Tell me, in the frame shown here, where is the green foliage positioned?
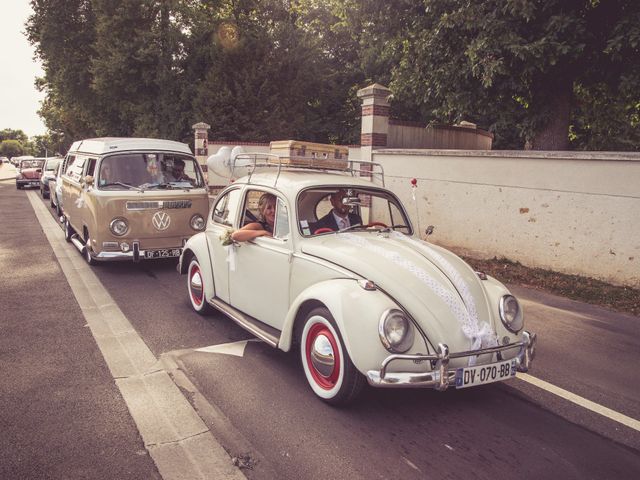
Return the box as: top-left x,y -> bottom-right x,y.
0,140 -> 24,158
26,0 -> 639,151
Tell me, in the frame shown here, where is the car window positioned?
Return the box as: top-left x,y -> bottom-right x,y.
212,188 -> 242,226
67,156 -> 87,182
44,158 -> 61,171
86,158 -> 97,177
64,155 -> 76,174
299,187 -> 412,236
274,197 -> 290,240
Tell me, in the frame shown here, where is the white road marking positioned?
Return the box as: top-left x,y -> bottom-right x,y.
26,191 -> 246,480
196,340 -> 259,357
517,373 -> 640,432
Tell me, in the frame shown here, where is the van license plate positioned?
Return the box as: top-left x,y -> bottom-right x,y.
455,359 -> 517,389
144,248 -> 181,259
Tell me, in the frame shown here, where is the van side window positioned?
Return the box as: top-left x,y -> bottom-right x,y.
86,158 -> 97,177
212,189 -> 241,226
64,155 -> 76,174
67,156 -> 87,183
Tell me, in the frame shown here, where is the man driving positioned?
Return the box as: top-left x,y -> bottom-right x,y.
313,189 -> 363,231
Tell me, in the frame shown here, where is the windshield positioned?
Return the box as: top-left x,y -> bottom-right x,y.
298,186 -> 412,236
97,152 -> 204,190
20,159 -> 45,169
44,158 -> 62,171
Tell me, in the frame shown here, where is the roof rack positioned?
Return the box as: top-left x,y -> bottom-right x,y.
231,153 -> 385,187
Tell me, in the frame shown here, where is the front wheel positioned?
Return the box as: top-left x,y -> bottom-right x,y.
187,258 -> 213,315
299,307 -> 365,405
83,237 -> 96,265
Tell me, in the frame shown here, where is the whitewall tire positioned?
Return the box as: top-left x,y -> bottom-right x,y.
299,307 -> 365,405
188,258 -> 213,315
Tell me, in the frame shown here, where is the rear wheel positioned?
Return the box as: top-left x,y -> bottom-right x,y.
299,307 -> 365,405
187,258 -> 213,315
63,217 -> 74,242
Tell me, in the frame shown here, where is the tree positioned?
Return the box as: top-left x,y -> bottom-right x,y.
0,129 -> 29,144
0,140 -> 24,158
387,0 -> 640,150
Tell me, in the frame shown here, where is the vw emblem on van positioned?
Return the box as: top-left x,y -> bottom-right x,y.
152,211 -> 171,231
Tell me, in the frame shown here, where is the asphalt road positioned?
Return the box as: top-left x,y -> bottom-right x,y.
2,162 -> 639,480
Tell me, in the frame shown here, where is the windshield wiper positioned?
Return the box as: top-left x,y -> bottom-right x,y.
101,181 -> 141,191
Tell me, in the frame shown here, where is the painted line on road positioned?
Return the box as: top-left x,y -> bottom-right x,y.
517,373 -> 640,432
26,191 -> 246,480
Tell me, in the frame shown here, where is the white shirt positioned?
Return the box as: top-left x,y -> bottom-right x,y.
333,211 -> 350,230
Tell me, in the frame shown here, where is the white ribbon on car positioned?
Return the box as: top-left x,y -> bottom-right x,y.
225,244 -> 237,272
342,233 -> 496,364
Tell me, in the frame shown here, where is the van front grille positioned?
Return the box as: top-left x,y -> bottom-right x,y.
126,200 -> 192,210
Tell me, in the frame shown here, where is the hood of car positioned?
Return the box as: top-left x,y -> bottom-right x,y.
300,232 -> 497,352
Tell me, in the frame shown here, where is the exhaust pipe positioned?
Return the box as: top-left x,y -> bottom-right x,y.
70,234 -> 85,253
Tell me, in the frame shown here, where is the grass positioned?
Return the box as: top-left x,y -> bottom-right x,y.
461,256 -> 640,317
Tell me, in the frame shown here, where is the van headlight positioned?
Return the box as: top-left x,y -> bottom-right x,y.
499,295 -> 523,333
190,214 -> 205,231
379,309 -> 414,353
109,217 -> 129,236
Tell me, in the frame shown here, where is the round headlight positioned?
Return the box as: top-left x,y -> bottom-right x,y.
190,214 -> 205,231
109,217 -> 129,236
499,295 -> 523,333
379,309 -> 415,353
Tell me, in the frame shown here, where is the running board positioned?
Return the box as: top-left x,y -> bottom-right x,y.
70,234 -> 85,252
208,297 -> 281,348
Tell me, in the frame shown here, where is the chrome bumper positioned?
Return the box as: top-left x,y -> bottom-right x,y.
92,241 -> 181,262
367,331 -> 537,389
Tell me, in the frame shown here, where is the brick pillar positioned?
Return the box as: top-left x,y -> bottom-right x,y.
357,83 -> 391,164
192,122 -> 210,170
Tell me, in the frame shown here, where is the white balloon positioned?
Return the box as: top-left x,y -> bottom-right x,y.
206,146 -> 233,178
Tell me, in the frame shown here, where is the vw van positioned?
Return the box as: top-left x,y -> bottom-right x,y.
61,137 -> 209,264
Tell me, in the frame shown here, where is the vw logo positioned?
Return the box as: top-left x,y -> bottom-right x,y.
152,211 -> 171,231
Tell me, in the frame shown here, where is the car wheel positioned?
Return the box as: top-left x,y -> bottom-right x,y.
299,307 -> 365,405
50,195 -> 55,208
187,258 -> 213,314
83,238 -> 96,265
42,189 -> 49,199
63,217 -> 74,242
55,199 -> 62,217
16,184 -> 21,190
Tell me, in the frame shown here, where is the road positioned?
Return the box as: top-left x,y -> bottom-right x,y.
1,162 -> 639,479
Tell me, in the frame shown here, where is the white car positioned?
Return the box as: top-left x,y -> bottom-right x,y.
178,157 -> 537,405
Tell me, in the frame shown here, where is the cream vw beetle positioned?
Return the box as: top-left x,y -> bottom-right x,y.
179,155 -> 537,405
61,138 -> 209,264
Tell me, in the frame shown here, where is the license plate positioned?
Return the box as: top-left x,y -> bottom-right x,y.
455,359 -> 517,389
144,248 -> 181,259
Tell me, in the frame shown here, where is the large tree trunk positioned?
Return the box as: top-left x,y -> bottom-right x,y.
529,83 -> 572,150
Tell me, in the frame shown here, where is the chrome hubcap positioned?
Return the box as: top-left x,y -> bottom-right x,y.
190,270 -> 203,298
310,334 -> 335,377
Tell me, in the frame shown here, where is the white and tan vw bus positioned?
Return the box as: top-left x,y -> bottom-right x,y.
61,137 -> 209,264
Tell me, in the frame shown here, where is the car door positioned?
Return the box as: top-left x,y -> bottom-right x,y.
205,187 -> 243,303
228,191 -> 292,329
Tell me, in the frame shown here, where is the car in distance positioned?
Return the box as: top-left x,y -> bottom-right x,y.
60,137 -> 210,264
178,154 -> 537,405
40,156 -> 63,199
48,161 -> 65,217
16,157 -> 46,189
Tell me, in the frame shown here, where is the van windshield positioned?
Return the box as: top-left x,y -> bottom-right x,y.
98,153 -> 204,190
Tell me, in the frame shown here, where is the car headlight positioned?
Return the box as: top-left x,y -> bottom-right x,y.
499,295 -> 523,333
379,309 -> 414,353
190,214 -> 205,231
109,217 -> 129,236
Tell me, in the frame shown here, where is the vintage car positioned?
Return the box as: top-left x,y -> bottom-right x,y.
49,161 -> 65,217
40,156 -> 63,199
178,155 -> 537,405
60,137 -> 210,264
16,157 -> 46,189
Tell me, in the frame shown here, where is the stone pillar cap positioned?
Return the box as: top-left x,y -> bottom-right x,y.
192,122 -> 211,130
357,83 -> 392,99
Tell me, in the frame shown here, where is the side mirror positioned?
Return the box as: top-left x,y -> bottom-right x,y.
84,175 -> 94,186
425,225 -> 435,237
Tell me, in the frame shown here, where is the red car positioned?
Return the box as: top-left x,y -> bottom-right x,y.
16,158 -> 46,189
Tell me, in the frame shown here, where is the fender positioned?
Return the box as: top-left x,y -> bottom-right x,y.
179,232 -> 216,300
279,279 -> 402,374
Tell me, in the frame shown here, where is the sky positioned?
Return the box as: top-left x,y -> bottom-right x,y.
0,1 -> 47,137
